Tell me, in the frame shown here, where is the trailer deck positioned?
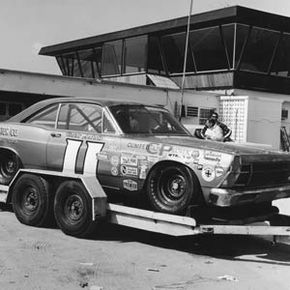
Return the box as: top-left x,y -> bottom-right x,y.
1,168 -> 290,243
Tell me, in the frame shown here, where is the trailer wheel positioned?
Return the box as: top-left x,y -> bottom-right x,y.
54,180 -> 96,238
12,174 -> 53,227
0,151 -> 21,185
147,164 -> 199,214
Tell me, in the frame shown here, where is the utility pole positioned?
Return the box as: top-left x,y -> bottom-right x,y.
180,0 -> 193,120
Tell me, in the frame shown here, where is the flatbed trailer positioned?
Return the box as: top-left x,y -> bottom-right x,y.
1,168 -> 290,244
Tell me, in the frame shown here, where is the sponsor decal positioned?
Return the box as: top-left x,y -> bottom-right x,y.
139,159 -> 149,167
137,155 -> 147,160
167,153 -> 179,159
215,166 -> 224,177
120,165 -> 138,176
204,151 -> 222,162
111,167 -> 118,176
139,165 -> 147,179
121,154 -> 138,166
197,164 -> 203,170
97,152 -> 108,161
147,156 -> 159,163
105,144 -> 120,151
110,155 -> 119,166
167,148 -> 200,163
127,142 -> 147,150
146,143 -> 172,156
66,132 -> 102,141
123,179 -> 138,191
201,166 -> 215,182
0,127 -> 18,137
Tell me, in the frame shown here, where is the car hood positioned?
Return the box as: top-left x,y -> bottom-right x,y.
132,135 -> 289,159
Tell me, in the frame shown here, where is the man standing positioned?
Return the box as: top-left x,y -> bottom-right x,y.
201,112 -> 232,142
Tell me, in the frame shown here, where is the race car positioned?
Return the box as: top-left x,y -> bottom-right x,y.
1,97 -> 290,220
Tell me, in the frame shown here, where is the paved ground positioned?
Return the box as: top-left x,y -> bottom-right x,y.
1,203 -> 290,290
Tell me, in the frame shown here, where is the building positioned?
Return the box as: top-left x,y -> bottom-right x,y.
38,6 -> 290,150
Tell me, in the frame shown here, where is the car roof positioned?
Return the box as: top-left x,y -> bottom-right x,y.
8,97 -> 153,122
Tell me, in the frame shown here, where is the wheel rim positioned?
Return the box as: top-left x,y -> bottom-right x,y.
0,155 -> 18,178
158,168 -> 188,205
21,186 -> 39,215
63,194 -> 84,223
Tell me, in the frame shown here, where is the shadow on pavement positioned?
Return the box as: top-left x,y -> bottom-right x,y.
91,223 -> 290,266
2,202 -> 290,265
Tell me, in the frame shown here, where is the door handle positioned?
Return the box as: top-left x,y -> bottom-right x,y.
51,133 -> 62,138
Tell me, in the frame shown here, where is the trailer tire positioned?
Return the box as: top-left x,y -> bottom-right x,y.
12,174 -> 54,227
0,151 -> 21,185
147,164 -> 199,214
54,180 -> 96,238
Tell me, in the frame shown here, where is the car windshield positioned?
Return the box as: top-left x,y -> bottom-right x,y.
109,104 -> 190,135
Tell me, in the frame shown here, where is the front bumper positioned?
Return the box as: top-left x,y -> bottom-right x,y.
208,184 -> 290,207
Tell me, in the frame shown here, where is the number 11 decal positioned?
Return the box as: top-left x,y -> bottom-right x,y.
63,139 -> 104,175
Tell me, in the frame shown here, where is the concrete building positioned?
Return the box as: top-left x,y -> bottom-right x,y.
39,6 -> 290,150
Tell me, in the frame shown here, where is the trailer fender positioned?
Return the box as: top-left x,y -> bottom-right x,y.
4,169 -> 107,220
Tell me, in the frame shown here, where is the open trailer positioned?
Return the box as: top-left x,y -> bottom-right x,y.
1,168 -> 290,245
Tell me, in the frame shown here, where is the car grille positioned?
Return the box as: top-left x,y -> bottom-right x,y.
234,161 -> 290,188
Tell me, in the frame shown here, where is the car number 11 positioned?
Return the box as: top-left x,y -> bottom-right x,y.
63,139 -> 104,174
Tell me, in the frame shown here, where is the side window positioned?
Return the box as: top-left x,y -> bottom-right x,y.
57,103 -> 110,133
26,104 -> 59,128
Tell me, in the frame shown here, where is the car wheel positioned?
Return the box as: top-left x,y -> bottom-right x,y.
54,180 -> 96,238
147,164 -> 199,214
12,174 -> 54,227
0,152 -> 21,185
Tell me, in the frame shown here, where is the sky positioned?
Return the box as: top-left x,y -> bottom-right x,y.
2,0 -> 290,75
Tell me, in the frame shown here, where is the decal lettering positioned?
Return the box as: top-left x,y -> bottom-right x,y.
66,132 -> 102,141
127,142 -> 147,150
204,151 -> 222,162
121,154 -> 138,166
120,165 -> 138,176
146,143 -> 172,155
123,179 -> 138,191
0,127 -> 18,137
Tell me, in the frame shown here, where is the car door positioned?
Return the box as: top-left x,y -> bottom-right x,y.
46,101 -> 121,189
19,103 -> 60,170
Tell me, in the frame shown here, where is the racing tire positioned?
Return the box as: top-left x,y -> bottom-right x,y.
54,180 -> 97,238
12,174 -> 54,227
0,151 -> 21,185
147,164 -> 199,214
